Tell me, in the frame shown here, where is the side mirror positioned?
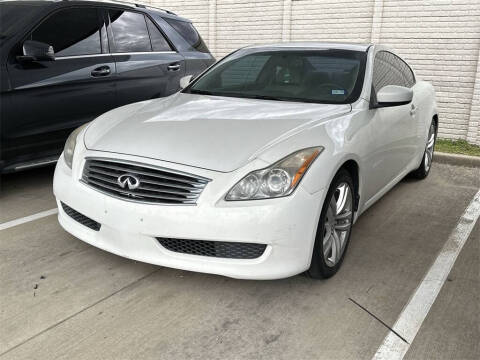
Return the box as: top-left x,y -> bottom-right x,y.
17,40 -> 55,62
375,85 -> 413,107
179,75 -> 193,89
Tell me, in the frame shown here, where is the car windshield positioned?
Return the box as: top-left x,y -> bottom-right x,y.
185,49 -> 367,104
0,3 -> 40,44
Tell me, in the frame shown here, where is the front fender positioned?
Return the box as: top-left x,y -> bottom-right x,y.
256,110 -> 365,196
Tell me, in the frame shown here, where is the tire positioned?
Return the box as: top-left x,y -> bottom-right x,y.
306,169 -> 355,279
411,120 -> 436,179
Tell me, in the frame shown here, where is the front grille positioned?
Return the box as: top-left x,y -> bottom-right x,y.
157,238 -> 267,259
82,159 -> 209,205
61,202 -> 101,231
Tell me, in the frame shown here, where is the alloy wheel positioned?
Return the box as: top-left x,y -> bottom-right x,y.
323,182 -> 353,267
424,123 -> 435,172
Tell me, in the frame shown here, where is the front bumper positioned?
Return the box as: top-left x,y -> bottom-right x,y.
53,151 -> 325,280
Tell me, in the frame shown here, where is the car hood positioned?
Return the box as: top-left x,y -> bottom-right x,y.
85,93 -> 351,172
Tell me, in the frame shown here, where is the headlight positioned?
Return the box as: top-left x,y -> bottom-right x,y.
225,147 -> 323,201
64,123 -> 89,169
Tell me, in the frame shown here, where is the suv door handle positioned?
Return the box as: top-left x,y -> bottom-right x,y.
91,65 -> 111,77
167,64 -> 181,71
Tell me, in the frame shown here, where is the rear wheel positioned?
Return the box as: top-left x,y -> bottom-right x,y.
306,169 -> 354,279
411,121 -> 436,179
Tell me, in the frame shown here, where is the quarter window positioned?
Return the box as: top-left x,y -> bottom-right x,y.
146,17 -> 172,52
31,8 -> 102,57
163,17 -> 209,53
109,10 -> 151,53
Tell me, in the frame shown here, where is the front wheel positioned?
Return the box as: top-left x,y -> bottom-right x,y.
306,169 -> 354,279
411,121 -> 436,179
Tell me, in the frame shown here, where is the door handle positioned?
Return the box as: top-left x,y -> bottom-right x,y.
167,64 -> 181,71
410,104 -> 417,116
91,65 -> 111,77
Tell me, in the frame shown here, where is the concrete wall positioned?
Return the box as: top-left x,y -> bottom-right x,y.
147,0 -> 480,145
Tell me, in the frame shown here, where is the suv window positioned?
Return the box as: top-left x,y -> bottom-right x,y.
163,17 -> 209,53
146,17 -> 172,52
373,51 -> 415,93
30,8 -> 102,57
109,10 -> 151,53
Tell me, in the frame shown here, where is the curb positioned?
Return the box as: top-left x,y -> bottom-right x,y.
434,152 -> 480,168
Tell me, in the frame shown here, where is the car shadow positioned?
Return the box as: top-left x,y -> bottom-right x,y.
0,165 -> 56,197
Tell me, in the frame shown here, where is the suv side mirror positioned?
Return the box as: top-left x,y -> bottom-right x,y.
375,85 -> 413,107
180,75 -> 193,89
17,40 -> 55,62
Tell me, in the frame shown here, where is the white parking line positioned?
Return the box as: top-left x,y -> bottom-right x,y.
0,208 -> 58,231
372,188 -> 480,360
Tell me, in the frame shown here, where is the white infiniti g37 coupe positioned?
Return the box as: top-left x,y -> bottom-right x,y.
54,42 -> 438,280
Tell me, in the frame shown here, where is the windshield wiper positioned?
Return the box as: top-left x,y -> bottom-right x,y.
186,90 -> 329,104
244,94 -> 286,101
243,94 -> 324,103
187,91 -> 282,101
187,89 -> 215,95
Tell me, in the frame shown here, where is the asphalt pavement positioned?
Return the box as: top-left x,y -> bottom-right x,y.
0,162 -> 478,360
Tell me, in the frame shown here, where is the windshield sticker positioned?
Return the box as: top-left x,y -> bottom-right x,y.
332,89 -> 346,95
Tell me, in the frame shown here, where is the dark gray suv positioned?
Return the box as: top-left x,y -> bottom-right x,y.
0,0 -> 215,173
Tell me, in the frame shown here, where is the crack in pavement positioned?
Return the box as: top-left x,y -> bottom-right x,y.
348,297 -> 409,344
0,269 -> 160,358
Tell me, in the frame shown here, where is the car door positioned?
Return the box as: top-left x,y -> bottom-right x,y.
106,9 -> 185,106
363,51 -> 417,201
4,6 -> 116,164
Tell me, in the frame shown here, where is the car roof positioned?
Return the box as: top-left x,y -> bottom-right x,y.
0,0 -> 52,6
1,0 -> 189,21
244,42 -> 373,52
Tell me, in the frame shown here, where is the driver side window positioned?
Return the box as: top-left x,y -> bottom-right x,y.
30,7 -> 103,57
373,51 -> 415,93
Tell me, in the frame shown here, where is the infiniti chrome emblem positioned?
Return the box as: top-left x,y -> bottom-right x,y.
117,174 -> 140,190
